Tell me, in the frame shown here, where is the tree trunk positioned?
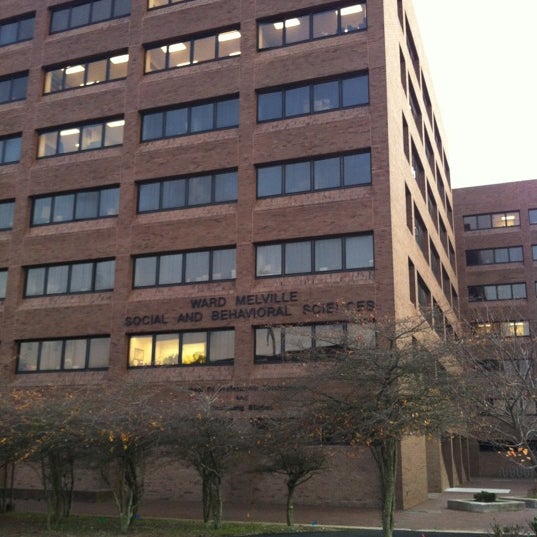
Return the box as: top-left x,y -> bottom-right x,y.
371,438 -> 398,537
286,482 -> 296,526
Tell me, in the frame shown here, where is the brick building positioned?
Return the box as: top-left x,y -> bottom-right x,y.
0,0 -> 462,508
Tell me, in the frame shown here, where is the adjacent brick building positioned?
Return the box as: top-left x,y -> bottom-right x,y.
0,0 -> 463,508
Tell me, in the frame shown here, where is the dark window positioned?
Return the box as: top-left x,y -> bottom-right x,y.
25,259 -> 115,297
0,200 -> 15,230
0,14 -> 34,46
256,233 -> 374,277
31,186 -> 119,226
0,72 -> 28,104
44,53 -> 128,94
133,247 -> 235,288
138,170 -> 237,213
258,73 -> 368,122
414,208 -> 428,258
533,245 -> 537,261
0,269 -> 6,299
0,134 -> 21,164
417,274 -> 431,322
145,29 -> 240,73
466,246 -> 523,266
257,151 -> 371,198
468,283 -> 527,302
17,336 -> 110,372
258,3 -> 367,50
463,211 -> 520,231
529,209 -> 537,225
38,119 -> 124,157
50,0 -> 130,33
255,322 -> 373,363
141,97 -> 238,141
128,329 -> 234,367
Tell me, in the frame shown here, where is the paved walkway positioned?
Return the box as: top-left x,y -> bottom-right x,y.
16,478 -> 537,533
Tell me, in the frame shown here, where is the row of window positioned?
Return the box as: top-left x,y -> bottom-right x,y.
258,4 -> 366,50
473,321 -> 530,338
25,260 -> 115,297
145,30 -> 241,73
44,54 -> 128,94
463,211 -> 520,231
0,148 -> 374,230
258,73 -> 368,122
468,283 -> 527,302
466,246 -> 523,266
134,248 -> 236,288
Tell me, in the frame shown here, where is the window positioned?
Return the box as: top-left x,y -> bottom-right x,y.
31,186 -> 119,226
148,0 -> 190,8
50,0 -> 130,34
258,3 -> 366,50
533,245 -> 537,261
37,118 -> 124,157
256,233 -> 374,277
133,247 -> 235,288
529,209 -> 537,225
0,269 -> 6,299
257,73 -> 368,122
0,72 -> 28,104
417,275 -> 431,322
473,322 -> 530,338
0,14 -> 34,46
145,29 -> 240,73
44,53 -> 128,94
257,151 -> 371,197
17,336 -> 110,372
255,322 -> 373,363
463,211 -> 520,231
128,329 -> 234,367
141,96 -> 238,141
25,259 -> 115,297
138,170 -> 237,212
0,134 -> 21,164
468,283 -> 527,302
414,208 -> 428,258
0,200 -> 14,230
466,246 -> 524,266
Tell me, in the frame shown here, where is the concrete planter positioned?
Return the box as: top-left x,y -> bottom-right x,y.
447,499 -> 525,512
500,497 -> 537,508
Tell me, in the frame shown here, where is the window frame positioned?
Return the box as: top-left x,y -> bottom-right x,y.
43,52 -> 129,94
37,117 -> 124,158
137,169 -> 237,213
49,0 -> 131,34
17,336 -> 110,373
256,150 -> 372,198
257,72 -> 369,123
0,199 -> 15,230
0,72 -> 28,104
257,3 -> 367,51
0,14 -> 34,47
140,95 -> 239,142
0,134 -> 22,165
128,329 -> 234,368
24,258 -> 115,297
466,246 -> 524,266
133,247 -> 236,288
31,185 -> 119,226
255,233 -> 374,278
463,211 -> 521,231
144,28 -> 241,74
0,268 -> 7,299
468,283 -> 527,302
529,209 -> 537,225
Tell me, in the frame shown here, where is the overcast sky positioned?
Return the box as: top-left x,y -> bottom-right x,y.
411,0 -> 537,189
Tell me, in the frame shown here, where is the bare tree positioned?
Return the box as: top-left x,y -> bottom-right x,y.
306,315 -> 460,537
255,417 -> 328,526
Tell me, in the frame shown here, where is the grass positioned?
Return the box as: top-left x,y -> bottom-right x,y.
0,512 -> 323,537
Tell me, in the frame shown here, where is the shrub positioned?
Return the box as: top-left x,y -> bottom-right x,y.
475,490 -> 496,502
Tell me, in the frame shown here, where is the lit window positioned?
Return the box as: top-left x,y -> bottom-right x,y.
463,211 -> 520,231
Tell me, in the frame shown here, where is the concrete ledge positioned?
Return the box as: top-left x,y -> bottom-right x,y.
500,497 -> 537,508
447,499 -> 525,512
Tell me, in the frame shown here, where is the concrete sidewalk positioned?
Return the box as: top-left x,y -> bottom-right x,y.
16,478 -> 537,533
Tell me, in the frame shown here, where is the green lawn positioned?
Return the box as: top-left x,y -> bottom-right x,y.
0,512 -> 323,537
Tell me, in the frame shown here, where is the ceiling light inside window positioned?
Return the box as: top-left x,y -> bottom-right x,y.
166,43 -> 187,53
273,18 -> 300,30
60,128 -> 80,136
110,54 -> 129,64
106,120 -> 125,128
218,30 -> 241,42
65,65 -> 85,74
341,5 -> 363,16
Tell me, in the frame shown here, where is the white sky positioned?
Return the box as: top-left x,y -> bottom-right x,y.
411,0 -> 537,188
